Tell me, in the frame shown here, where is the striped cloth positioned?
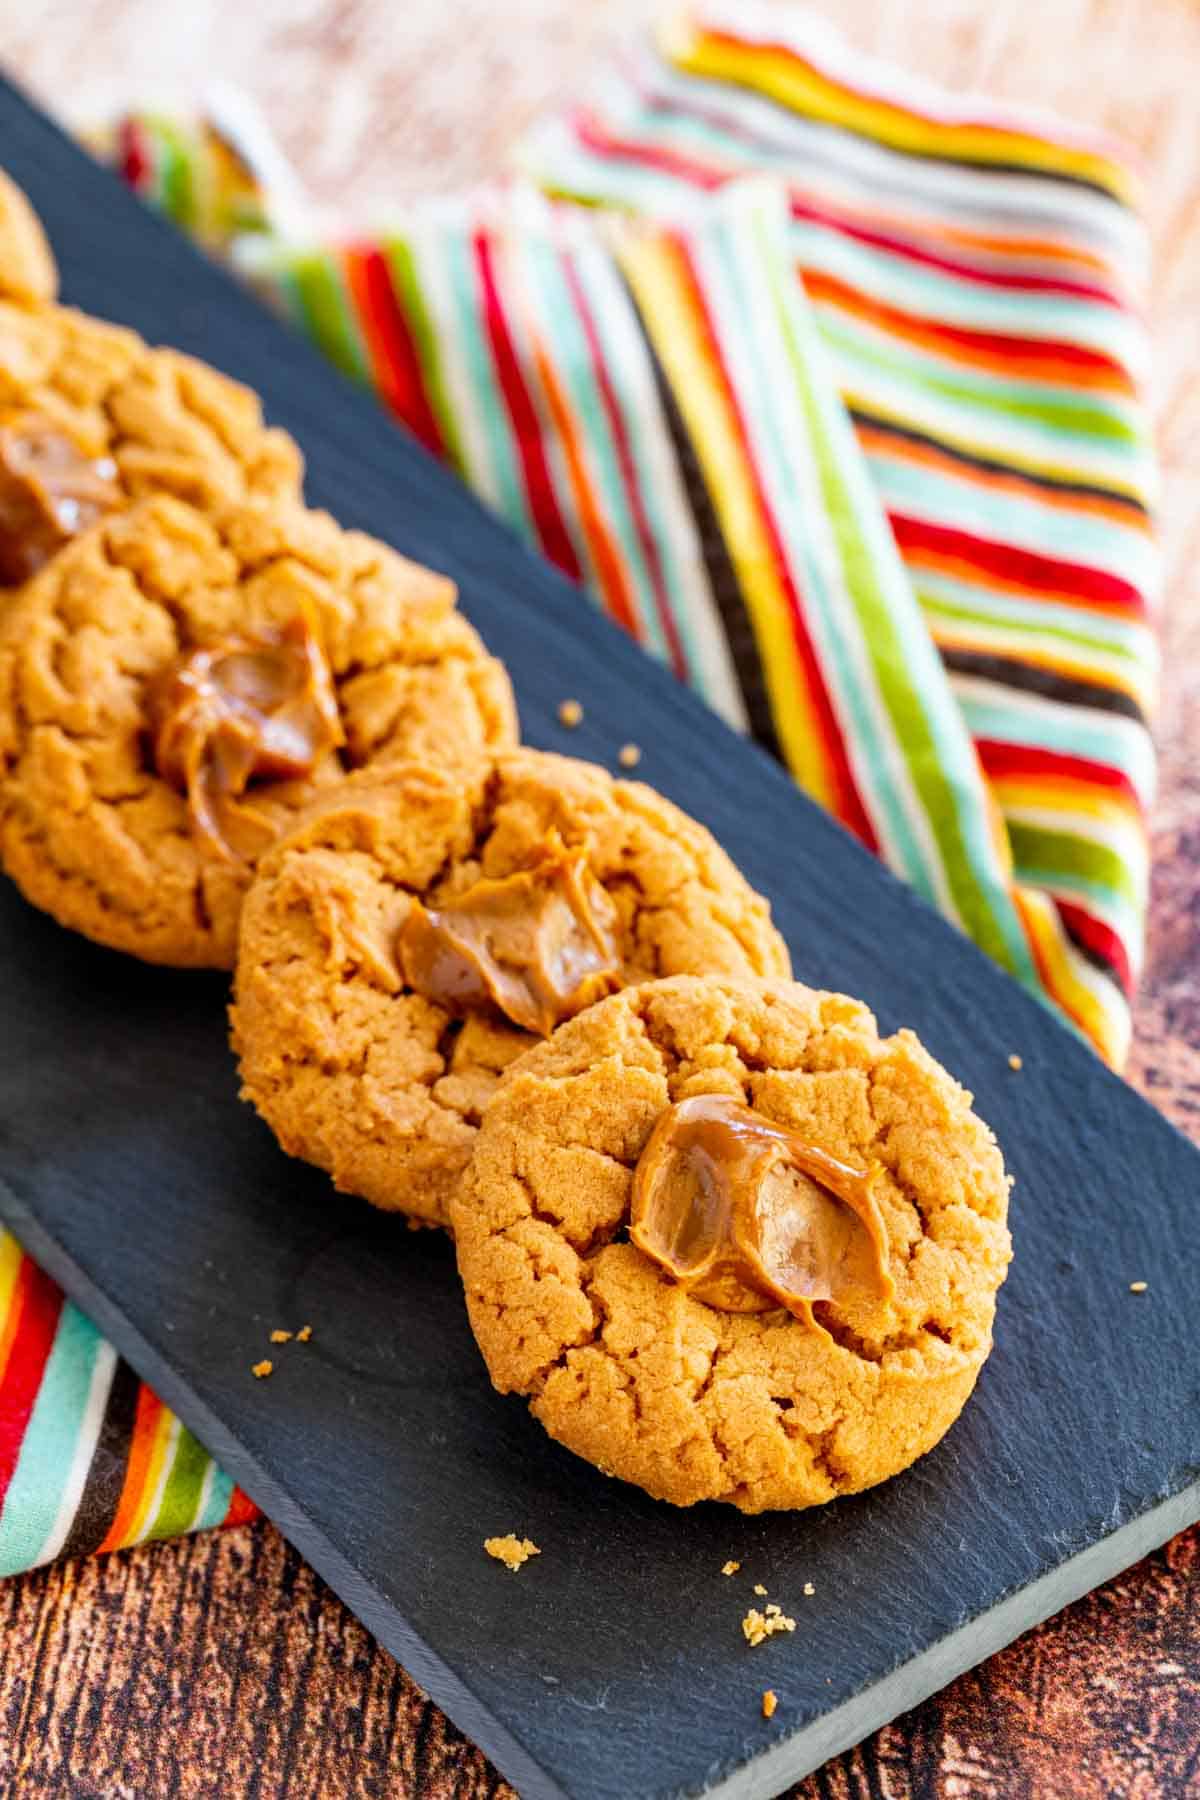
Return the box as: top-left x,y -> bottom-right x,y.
0,9 -> 1157,1576
0,1235 -> 256,1575
522,2 -> 1157,1070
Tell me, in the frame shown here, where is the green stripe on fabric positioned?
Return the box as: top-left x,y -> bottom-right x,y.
279,254 -> 373,387
1006,821 -> 1141,908
820,312 -> 1141,445
919,585 -> 1149,666
382,234 -> 469,480
145,1421 -> 215,1543
705,205 -> 941,906
751,195 -> 1040,986
0,1305 -> 105,1577
158,125 -> 198,232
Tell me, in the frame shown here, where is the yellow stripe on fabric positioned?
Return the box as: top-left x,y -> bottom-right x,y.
1014,885 -> 1127,1066
122,1405 -> 177,1550
663,18 -> 1138,207
0,1233 -> 22,1327
990,775 -> 1144,833
616,228 -> 840,810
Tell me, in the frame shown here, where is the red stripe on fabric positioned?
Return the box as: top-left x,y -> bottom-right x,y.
976,738 -> 1145,810
349,247 -> 447,460
671,232 -> 878,850
118,119 -> 148,191
1055,898 -> 1133,996
560,252 -> 689,679
0,1260 -> 64,1511
472,229 -> 583,582
571,113 -> 1121,304
785,195 -> 1122,305
223,1485 -> 262,1529
889,513 -> 1146,616
802,268 -> 1135,388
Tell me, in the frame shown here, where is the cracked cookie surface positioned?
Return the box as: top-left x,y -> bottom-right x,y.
0,493 -> 516,966
451,975 -> 1012,1512
0,293 -> 302,565
231,751 -> 791,1227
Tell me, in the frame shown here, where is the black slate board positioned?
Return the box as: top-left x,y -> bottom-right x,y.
0,75 -> 1197,1800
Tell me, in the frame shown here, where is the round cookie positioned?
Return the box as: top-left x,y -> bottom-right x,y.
0,179 -> 301,589
451,975 -> 1012,1512
0,493 -> 516,967
231,750 -> 791,1227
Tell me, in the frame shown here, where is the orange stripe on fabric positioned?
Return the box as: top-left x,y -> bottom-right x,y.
853,423 -> 1151,532
926,624 -> 1151,710
1013,886 -> 1122,1064
0,1236 -> 25,1391
96,1386 -> 166,1553
899,543 -> 1141,618
672,22 -> 1138,205
526,331 -> 643,640
617,231 -> 845,816
803,269 -> 1136,395
989,773 -> 1145,830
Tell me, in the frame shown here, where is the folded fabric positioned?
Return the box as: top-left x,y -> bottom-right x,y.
521,1 -> 1157,1070
0,3 -> 1157,1578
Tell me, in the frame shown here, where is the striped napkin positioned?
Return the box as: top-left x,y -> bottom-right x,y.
0,4 -> 1156,1575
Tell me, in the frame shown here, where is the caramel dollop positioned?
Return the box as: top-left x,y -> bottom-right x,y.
0,411 -> 122,583
630,1095 -> 894,1326
397,841 -> 621,1037
147,610 -> 343,860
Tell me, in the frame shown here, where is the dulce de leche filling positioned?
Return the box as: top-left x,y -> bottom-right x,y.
630,1095 -> 894,1326
147,611 -> 344,861
397,842 -> 621,1037
0,411 -> 123,584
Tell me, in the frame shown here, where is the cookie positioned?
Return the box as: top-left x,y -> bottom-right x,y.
450,975 -> 1012,1512
0,170 -> 58,307
0,493 -> 516,966
231,750 -> 791,1227
0,182 -> 301,586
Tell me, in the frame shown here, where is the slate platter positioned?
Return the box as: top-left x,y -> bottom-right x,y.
0,74 -> 1197,1800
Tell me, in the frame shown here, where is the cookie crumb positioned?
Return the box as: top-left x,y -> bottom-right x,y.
617,742 -> 642,769
803,1581 -> 815,1597
1008,1053 -> 1023,1071
558,699 -> 583,728
296,1325 -> 313,1342
252,1359 -> 273,1379
484,1534 -> 541,1572
742,1603 -> 796,1647
753,1583 -> 767,1596
762,1689 -> 778,1720
269,1329 -> 293,1344
1129,1281 -> 1148,1295
721,1560 -> 741,1576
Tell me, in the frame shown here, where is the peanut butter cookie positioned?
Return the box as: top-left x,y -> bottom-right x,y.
0,170 -> 58,307
0,493 -> 516,966
231,751 -> 791,1227
0,177 -> 301,587
451,975 -> 1011,1512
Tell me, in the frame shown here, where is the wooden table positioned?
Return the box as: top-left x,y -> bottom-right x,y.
2,1 -> 1198,1794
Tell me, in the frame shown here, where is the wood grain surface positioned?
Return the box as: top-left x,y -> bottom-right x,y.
1,1 -> 1198,1795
